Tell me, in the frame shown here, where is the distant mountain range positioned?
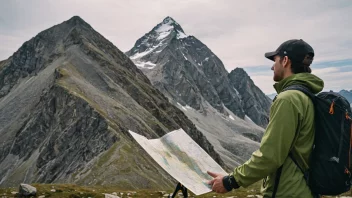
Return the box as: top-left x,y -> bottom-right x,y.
0,15 -> 274,188
267,90 -> 352,103
339,90 -> 352,103
266,93 -> 277,100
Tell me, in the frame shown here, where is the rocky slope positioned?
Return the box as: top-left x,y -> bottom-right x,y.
0,16 -> 223,188
228,68 -> 272,127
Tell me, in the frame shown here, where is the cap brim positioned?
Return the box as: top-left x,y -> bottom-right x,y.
265,51 -> 278,61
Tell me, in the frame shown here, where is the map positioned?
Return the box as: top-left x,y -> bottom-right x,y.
129,129 -> 228,195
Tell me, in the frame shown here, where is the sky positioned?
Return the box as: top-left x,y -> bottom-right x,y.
1,0 -> 351,94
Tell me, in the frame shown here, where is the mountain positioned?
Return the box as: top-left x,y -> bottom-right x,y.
126,17 -> 269,167
267,93 -> 277,100
126,17 -> 244,117
339,90 -> 352,103
228,68 -> 271,127
126,17 -> 271,127
0,16 -> 224,187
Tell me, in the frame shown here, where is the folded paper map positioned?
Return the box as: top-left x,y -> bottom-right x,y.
129,129 -> 227,195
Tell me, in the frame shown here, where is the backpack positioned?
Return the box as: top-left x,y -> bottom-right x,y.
273,85 -> 352,197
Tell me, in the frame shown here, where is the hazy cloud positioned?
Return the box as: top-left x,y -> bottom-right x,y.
0,0 -> 351,94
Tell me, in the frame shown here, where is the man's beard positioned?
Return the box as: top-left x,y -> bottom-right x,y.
273,71 -> 284,82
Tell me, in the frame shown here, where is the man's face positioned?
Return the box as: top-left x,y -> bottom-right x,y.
271,55 -> 284,82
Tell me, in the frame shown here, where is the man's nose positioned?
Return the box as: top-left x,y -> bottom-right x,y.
271,65 -> 274,70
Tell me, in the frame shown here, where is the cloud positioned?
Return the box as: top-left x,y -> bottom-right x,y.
250,75 -> 275,94
248,64 -> 352,94
0,0 -> 351,93
312,67 -> 341,75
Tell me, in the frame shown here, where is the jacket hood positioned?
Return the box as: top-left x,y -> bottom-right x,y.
274,73 -> 324,94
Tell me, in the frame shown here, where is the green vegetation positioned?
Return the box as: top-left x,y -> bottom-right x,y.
1,182 -> 351,197
0,183 -> 261,198
56,66 -> 109,119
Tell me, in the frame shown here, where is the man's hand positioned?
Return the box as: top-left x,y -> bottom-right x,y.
207,171 -> 228,193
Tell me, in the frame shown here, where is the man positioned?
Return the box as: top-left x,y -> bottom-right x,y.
207,39 -> 324,197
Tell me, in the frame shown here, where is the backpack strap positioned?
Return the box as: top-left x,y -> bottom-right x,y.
272,119 -> 303,198
282,84 -> 315,100
289,153 -> 307,177
272,166 -> 283,198
282,84 -> 313,176
272,84 -> 313,198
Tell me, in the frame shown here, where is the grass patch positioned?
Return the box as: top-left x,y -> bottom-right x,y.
56,74 -> 108,119
1,179 -> 352,197
0,183 -> 262,198
96,142 -> 118,168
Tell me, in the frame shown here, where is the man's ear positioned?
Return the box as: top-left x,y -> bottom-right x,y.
282,56 -> 290,68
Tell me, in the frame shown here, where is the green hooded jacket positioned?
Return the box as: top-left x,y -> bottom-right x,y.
232,73 -> 324,197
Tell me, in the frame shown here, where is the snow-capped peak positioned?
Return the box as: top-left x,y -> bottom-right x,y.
155,19 -> 174,33
126,16 -> 189,62
153,16 -> 188,40
162,16 -> 178,25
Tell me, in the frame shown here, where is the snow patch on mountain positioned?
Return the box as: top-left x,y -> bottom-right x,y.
155,18 -> 187,40
177,30 -> 188,39
134,61 -> 157,69
181,53 -> 188,60
157,31 -> 171,40
130,43 -> 164,60
155,22 -> 174,33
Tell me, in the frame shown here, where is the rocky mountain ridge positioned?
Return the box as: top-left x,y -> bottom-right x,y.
0,16 -> 223,188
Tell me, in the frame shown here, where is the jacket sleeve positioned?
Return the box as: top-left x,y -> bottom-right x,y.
232,98 -> 300,187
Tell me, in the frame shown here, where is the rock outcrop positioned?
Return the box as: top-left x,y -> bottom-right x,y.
228,68 -> 271,127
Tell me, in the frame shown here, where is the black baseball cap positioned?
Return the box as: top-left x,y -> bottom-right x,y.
265,39 -> 314,66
